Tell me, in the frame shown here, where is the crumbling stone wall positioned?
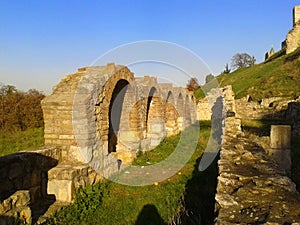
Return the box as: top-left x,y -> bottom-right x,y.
285,6 -> 300,54
235,96 -> 292,120
215,90 -> 300,224
0,147 -> 61,223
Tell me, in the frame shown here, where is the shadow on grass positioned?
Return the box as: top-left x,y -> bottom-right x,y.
135,204 -> 166,225
177,153 -> 219,225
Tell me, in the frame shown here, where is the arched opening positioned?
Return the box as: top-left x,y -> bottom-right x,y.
145,87 -> 157,135
108,79 -> 129,153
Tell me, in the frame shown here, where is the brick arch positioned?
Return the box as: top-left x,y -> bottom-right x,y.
72,65 -> 135,174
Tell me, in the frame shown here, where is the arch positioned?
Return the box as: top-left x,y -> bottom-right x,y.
108,79 -> 129,153
42,64 -> 197,177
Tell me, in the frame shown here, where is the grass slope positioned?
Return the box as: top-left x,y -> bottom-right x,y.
195,47 -> 300,101
0,128 -> 44,156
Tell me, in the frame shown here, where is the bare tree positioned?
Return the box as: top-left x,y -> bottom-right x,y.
231,53 -> 256,70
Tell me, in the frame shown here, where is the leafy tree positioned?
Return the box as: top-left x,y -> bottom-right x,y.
186,77 -> 200,91
0,84 -> 45,132
231,53 -> 256,70
205,74 -> 215,84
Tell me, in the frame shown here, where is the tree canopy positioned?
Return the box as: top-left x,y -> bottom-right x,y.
231,53 -> 256,71
0,84 -> 45,132
186,77 -> 200,91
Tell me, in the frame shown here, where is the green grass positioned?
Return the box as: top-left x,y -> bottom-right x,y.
43,121 -> 215,225
195,47 -> 300,100
218,47 -> 300,99
0,127 -> 44,156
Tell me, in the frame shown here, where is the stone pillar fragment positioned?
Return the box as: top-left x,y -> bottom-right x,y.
269,125 -> 291,175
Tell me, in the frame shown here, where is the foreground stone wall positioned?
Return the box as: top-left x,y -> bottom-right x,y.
0,147 -> 61,223
215,92 -> 300,224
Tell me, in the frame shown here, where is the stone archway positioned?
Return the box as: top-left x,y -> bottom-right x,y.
42,63 -> 196,177
107,79 -> 129,153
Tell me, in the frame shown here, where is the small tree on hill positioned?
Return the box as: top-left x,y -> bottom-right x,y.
231,53 -> 256,71
223,63 -> 231,74
186,77 -> 200,91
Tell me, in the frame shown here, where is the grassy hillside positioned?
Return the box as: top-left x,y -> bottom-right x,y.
197,47 -> 300,100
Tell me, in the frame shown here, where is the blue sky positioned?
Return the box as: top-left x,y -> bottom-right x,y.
0,0 -> 299,93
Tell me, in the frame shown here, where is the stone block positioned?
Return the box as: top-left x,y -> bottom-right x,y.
47,179 -> 74,202
270,125 -> 291,149
68,145 -> 86,163
119,131 -> 139,143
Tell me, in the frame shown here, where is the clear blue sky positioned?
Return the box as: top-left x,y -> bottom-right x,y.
0,0 -> 299,93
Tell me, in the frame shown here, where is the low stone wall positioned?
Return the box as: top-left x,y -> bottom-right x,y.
235,96 -> 292,120
0,147 -> 61,223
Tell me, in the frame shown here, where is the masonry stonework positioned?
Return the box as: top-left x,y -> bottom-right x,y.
286,6 -> 300,54
214,87 -> 300,224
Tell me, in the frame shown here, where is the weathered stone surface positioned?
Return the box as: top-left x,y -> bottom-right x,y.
215,88 -> 300,224
42,63 -> 197,178
47,162 -> 101,202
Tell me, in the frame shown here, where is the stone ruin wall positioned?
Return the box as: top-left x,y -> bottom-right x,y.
41,63 -> 197,176
198,93 -> 300,138
215,89 -> 300,224
285,6 -> 300,54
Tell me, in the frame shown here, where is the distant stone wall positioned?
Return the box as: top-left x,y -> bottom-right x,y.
285,6 -> 300,54
197,86 -> 235,121
197,97 -> 211,120
235,96 -> 291,120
